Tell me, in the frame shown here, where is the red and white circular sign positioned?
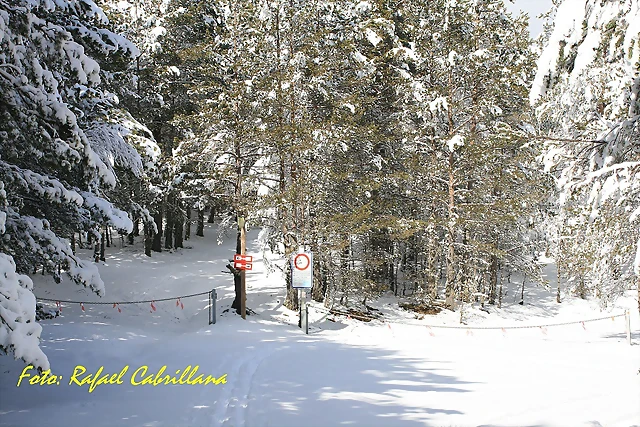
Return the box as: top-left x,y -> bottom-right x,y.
293,253 -> 310,270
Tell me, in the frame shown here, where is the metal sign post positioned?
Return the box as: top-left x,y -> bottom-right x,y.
292,251 -> 312,334
304,300 -> 309,335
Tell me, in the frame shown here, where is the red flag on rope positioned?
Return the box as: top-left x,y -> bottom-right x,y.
581,321 -> 586,330
388,323 -> 391,329
113,303 -> 121,313
80,303 -> 85,312
540,327 -> 548,335
177,298 -> 183,309
427,326 -> 435,337
466,329 -> 473,336
150,301 -> 156,312
56,301 -> 62,313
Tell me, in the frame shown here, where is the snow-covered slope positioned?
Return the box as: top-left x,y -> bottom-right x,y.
0,223 -> 637,427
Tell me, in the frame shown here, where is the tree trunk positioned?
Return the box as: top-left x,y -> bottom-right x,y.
152,212 -> 163,252
196,207 -> 204,237
128,215 -> 136,245
133,217 -> 140,236
165,196 -> 174,249
174,201 -> 184,249
70,233 -> 76,255
312,254 -> 327,303
144,222 -> 152,257
207,205 -> 216,223
100,232 -> 106,261
285,262 -> 298,310
231,228 -> 242,311
185,207 -> 191,240
445,150 -> 457,310
105,226 -> 111,247
489,254 -> 498,305
498,268 -> 503,309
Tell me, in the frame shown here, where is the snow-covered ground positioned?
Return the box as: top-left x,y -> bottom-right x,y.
1,223 -> 638,427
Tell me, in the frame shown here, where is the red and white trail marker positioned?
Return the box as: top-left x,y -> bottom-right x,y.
234,261 -> 252,270
234,254 -> 253,270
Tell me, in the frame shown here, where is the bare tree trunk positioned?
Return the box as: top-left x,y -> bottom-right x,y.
152,211 -> 163,252
498,267 -> 503,309
174,201 -> 184,249
99,233 -> 105,261
133,217 -> 140,237
144,222 -> 152,257
105,226 -> 111,247
312,253 -> 327,302
231,229 -> 242,311
128,214 -> 136,245
70,233 -> 76,255
489,254 -> 498,305
445,151 -> 456,309
165,196 -> 174,249
196,207 -> 205,237
207,205 -> 216,223
185,207 -> 191,240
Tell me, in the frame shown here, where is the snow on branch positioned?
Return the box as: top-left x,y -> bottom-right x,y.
2,211 -> 105,294
0,253 -> 49,371
80,191 -> 133,234
0,161 -> 83,206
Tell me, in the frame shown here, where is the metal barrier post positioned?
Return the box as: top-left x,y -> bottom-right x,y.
209,289 -> 217,325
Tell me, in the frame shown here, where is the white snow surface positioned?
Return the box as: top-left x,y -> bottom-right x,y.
0,223 -> 638,427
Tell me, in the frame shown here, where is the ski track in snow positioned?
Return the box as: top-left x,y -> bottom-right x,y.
205,345 -> 279,427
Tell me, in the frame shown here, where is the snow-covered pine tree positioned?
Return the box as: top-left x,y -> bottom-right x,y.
100,0 -> 204,252
399,0 -> 543,309
532,0 -> 640,309
0,0 -> 158,367
0,181 -> 50,370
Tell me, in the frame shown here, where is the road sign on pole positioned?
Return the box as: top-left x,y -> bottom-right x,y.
291,252 -> 312,289
234,261 -> 252,270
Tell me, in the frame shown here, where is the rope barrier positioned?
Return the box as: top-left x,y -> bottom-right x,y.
35,292 -> 631,344
310,304 -> 627,330
35,291 -> 211,305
